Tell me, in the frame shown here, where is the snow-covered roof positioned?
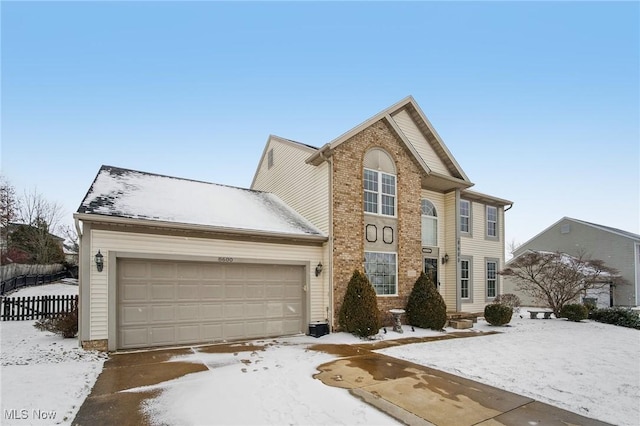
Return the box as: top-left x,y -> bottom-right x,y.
77,166 -> 326,239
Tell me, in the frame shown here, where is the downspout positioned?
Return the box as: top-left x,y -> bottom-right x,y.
327,155 -> 334,330
455,189 -> 461,312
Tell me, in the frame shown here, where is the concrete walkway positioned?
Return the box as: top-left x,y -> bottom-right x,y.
73,335 -> 611,426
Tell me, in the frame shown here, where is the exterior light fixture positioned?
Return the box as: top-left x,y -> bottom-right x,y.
441,253 -> 449,265
315,262 -> 323,277
95,250 -> 104,272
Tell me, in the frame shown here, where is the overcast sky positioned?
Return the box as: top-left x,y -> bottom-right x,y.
2,1 -> 638,248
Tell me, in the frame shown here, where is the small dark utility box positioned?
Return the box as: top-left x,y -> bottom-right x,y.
308,322 -> 329,338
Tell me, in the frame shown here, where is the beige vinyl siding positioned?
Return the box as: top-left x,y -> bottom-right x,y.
87,229 -> 326,342
252,139 -> 330,235
391,109 -> 450,176
443,191 -> 457,309
460,201 -> 504,312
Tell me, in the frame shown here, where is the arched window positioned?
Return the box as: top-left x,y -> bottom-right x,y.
363,149 -> 396,216
421,199 -> 437,247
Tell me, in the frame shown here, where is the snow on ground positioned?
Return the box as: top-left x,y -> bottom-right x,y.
1,285 -> 638,426
379,308 -> 640,426
140,338 -> 400,426
0,283 -> 107,426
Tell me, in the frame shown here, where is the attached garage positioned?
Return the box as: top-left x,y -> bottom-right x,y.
117,259 -> 304,349
74,166 -> 328,351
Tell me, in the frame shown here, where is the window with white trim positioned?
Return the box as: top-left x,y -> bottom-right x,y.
364,252 -> 397,295
460,199 -> 470,234
486,260 -> 498,299
421,199 -> 437,247
460,259 -> 471,300
363,169 -> 396,216
486,206 -> 497,238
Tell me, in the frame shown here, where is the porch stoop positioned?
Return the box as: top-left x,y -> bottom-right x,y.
446,312 -> 482,329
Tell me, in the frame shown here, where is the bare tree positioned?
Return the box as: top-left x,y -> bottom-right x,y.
0,175 -> 19,259
18,187 -> 65,234
500,251 -> 622,316
6,187 -> 66,264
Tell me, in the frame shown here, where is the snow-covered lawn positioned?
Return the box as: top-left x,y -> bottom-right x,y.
378,310 -> 640,426
1,282 -> 107,425
1,283 -> 638,425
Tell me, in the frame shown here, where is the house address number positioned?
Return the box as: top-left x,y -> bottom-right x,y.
218,257 -> 234,263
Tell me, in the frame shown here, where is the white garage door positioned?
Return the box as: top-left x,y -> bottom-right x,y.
117,259 -> 305,349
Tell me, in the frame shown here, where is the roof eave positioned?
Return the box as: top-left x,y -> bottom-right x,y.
73,212 -> 328,244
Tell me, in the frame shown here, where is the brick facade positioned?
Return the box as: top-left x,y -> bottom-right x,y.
332,118 -> 424,328
82,339 -> 108,352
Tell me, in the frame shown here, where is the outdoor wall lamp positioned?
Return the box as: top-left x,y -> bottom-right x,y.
315,262 -> 323,277
95,250 -> 104,272
441,253 -> 449,265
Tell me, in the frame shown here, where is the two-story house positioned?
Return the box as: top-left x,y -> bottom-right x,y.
74,96 -> 511,351
251,96 -> 512,326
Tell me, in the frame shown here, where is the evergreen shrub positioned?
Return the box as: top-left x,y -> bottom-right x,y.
484,303 -> 513,326
559,303 -> 589,322
589,307 -> 640,329
338,270 -> 381,338
405,272 -> 447,330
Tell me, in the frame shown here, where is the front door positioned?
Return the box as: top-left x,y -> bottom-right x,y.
423,257 -> 438,288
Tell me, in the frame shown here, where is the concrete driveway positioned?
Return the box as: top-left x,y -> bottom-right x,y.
72,333 -> 611,426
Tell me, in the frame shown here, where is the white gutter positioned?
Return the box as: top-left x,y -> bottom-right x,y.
72,213 -> 328,244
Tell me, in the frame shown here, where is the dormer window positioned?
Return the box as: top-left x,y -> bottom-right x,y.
363,149 -> 396,217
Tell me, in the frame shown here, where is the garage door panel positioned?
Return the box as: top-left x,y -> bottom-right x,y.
150,326 -> 175,345
118,260 -> 305,349
225,283 -> 244,298
121,306 -> 148,323
121,261 -> 148,278
245,302 -> 266,318
201,282 -> 224,299
284,302 -> 302,316
202,324 -> 223,340
177,263 -> 200,279
200,304 -> 223,320
177,325 -> 200,342
224,303 -> 245,319
120,328 -> 148,347
122,283 -> 148,301
150,263 -> 176,279
177,305 -> 200,321
177,284 -> 199,300
151,305 -> 175,321
246,284 -> 265,299
152,284 -> 175,300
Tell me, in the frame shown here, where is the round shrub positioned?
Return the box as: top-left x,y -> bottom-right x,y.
560,303 -> 589,322
338,270 -> 381,338
405,272 -> 447,330
484,303 -> 513,326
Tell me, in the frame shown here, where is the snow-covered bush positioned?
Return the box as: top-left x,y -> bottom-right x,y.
338,270 -> 381,338
405,272 -> 447,331
559,303 -> 588,322
484,303 -> 512,326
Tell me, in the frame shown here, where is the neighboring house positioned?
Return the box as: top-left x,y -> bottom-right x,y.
502,217 -> 640,308
251,96 -> 512,328
75,96 -> 512,351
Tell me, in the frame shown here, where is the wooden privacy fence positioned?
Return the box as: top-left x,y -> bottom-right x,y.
0,271 -> 69,295
1,294 -> 78,321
